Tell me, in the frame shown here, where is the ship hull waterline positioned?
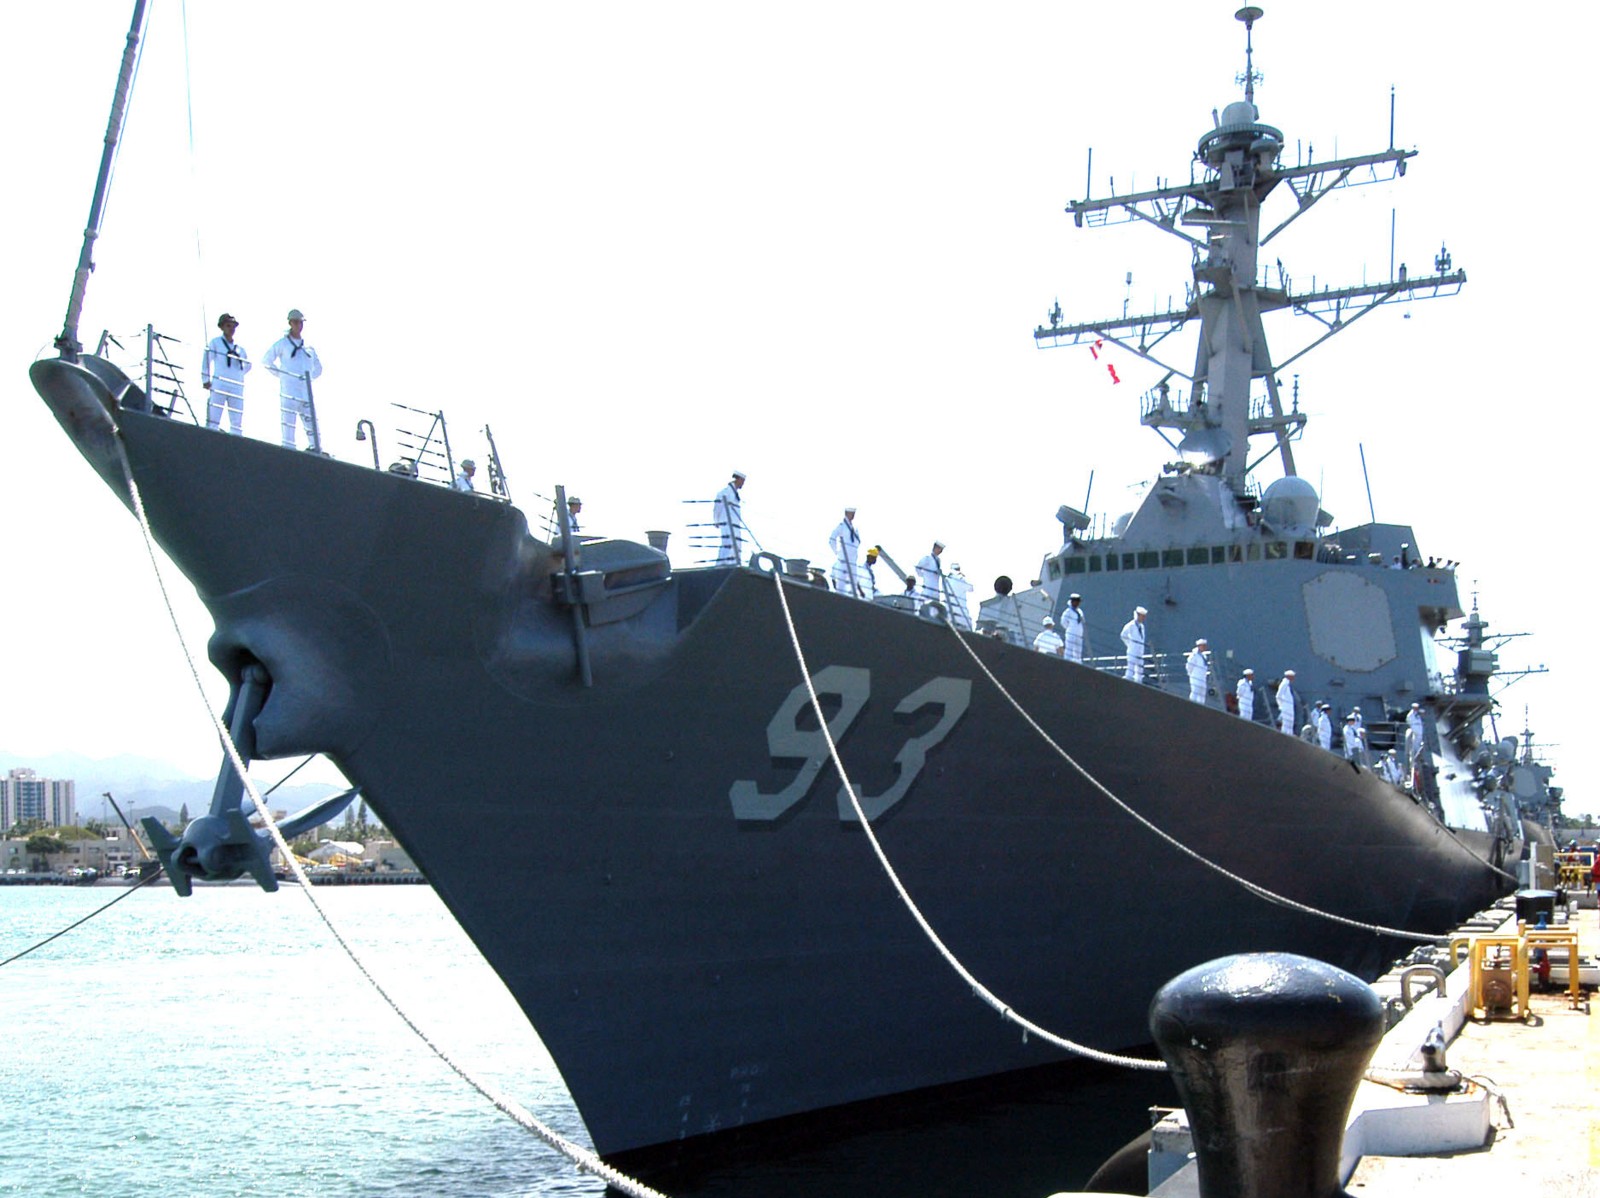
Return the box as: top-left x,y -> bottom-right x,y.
33,360 -> 1508,1160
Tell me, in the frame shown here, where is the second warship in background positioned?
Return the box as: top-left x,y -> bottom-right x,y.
981,6 -> 1561,867
31,3 -> 1531,1170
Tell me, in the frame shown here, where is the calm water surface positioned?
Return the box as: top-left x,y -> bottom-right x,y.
0,885 -> 1171,1196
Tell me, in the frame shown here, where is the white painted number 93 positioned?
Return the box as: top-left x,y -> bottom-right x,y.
729,666 -> 972,822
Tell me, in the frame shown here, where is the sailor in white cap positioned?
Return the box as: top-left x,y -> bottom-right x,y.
1341,711 -> 1367,763
1276,670 -> 1297,735
1314,702 -> 1333,751
1235,668 -> 1255,720
1060,593 -> 1085,662
565,495 -> 582,535
1405,701 -> 1426,762
1033,615 -> 1064,657
1186,638 -> 1210,703
828,505 -> 864,597
261,308 -> 323,450
712,471 -> 746,566
452,459 -> 477,492
201,312 -> 251,435
1119,606 -> 1148,682
915,540 -> 947,607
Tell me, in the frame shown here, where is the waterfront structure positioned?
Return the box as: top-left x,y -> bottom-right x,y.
0,768 -> 76,829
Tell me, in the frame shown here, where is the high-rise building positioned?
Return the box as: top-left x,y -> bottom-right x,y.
1,768 -> 77,829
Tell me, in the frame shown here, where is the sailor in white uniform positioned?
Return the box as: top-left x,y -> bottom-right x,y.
1119,606 -> 1148,682
261,309 -> 323,450
1033,616 -> 1064,656
1186,638 -> 1210,703
712,471 -> 746,566
453,459 -> 477,492
1405,702 -> 1426,762
1060,593 -> 1086,662
1314,703 -> 1333,751
828,506 -> 864,596
565,496 -> 582,535
200,313 -> 250,435
915,541 -> 948,607
1276,670 -> 1297,734
1235,668 -> 1255,719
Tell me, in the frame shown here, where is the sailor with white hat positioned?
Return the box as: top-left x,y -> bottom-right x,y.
1235,668 -> 1256,720
1314,701 -> 1333,751
915,540 -> 947,608
261,308 -> 323,450
1119,606 -> 1148,682
1061,593 -> 1086,663
828,505 -> 864,597
452,458 -> 477,492
1342,711 -> 1366,762
1186,637 -> 1210,704
1276,670 -> 1298,735
1405,701 -> 1426,761
712,471 -> 747,566
1033,615 -> 1064,657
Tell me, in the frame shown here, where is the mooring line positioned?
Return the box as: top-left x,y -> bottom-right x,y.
768,567 -> 1166,1072
938,615 -> 1449,943
117,452 -> 670,1198
0,872 -> 162,969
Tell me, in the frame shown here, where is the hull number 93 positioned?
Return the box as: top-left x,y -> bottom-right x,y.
729,666 -> 972,822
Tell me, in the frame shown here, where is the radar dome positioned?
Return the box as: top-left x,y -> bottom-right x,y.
1219,100 -> 1258,128
1260,476 -> 1320,534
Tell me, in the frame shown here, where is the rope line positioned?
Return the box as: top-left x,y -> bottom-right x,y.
0,872 -> 162,969
116,453 -> 669,1198
768,568 -> 1166,1072
940,617 -> 1450,943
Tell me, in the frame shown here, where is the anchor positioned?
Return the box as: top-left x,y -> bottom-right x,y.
142,662 -> 358,895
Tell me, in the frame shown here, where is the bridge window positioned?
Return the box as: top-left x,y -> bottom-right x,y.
1064,557 -> 1086,575
1137,551 -> 1158,569
1247,543 -> 1261,561
1088,555 -> 1103,572
1212,546 -> 1227,564
1105,553 -> 1119,571
1265,541 -> 1287,560
1294,541 -> 1315,560
1048,559 -> 1061,579
1187,547 -> 1210,566
1162,549 -> 1184,567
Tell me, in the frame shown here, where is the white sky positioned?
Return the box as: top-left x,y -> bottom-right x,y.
2,2 -> 1593,816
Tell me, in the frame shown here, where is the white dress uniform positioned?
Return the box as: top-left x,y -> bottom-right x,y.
261,334 -> 323,449
915,553 -> 945,606
1119,615 -> 1147,682
201,335 -> 251,434
1033,622 -> 1064,656
712,482 -> 744,566
1406,706 -> 1426,761
1276,677 -> 1297,735
1060,603 -> 1085,662
1235,676 -> 1254,720
1315,708 -> 1333,751
1186,647 -> 1209,703
828,517 -> 863,596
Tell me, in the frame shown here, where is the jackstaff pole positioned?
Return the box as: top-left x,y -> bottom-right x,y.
56,0 -> 150,357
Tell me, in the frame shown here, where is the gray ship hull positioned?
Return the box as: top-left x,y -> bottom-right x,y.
34,359 -> 1507,1159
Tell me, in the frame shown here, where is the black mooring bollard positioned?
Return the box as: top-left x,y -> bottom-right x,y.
1148,953 -> 1384,1198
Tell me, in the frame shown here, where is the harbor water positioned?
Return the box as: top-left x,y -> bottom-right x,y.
0,885 -> 1173,1196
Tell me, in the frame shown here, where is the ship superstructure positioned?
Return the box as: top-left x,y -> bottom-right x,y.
982,7 -> 1555,861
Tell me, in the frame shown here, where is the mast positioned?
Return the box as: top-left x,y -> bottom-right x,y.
1035,7 -> 1466,492
55,0 -> 150,357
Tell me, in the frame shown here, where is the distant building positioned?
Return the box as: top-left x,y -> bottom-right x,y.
1,768 -> 76,829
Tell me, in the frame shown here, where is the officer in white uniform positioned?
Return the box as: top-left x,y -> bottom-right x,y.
261,309 -> 323,450
565,496 -> 582,535
712,471 -> 746,565
452,459 -> 476,492
828,506 -> 864,596
201,313 -> 250,435
1060,593 -> 1086,662
1186,638 -> 1210,703
1276,670 -> 1297,734
1405,702 -> 1426,761
915,541 -> 947,606
1033,616 -> 1064,656
1119,606 -> 1148,682
1314,703 -> 1333,751
1235,668 -> 1255,720
1342,713 -> 1366,762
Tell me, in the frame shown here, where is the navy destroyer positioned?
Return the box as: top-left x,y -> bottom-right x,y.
30,3 -> 1522,1166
